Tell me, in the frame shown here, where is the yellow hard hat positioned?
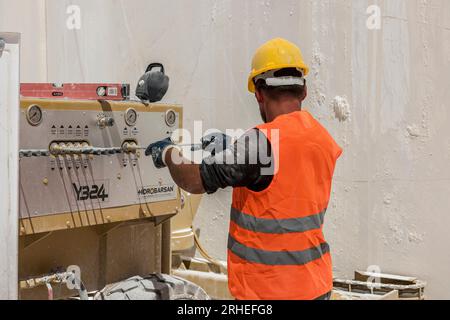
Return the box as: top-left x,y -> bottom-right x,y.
248,38 -> 309,93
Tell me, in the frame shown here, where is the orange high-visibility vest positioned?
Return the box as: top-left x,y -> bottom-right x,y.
228,110 -> 342,300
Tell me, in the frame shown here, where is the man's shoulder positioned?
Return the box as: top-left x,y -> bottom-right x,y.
236,127 -> 265,141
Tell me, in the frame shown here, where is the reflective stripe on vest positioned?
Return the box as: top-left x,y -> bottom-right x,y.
228,234 -> 330,266
230,207 -> 326,234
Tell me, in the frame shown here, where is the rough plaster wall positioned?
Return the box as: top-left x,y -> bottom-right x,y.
0,0 -> 47,81
316,0 -> 450,300
1,0 -> 450,298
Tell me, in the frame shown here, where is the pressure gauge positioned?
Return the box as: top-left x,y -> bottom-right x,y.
26,105 -> 43,126
96,86 -> 107,97
125,108 -> 138,126
165,109 -> 177,127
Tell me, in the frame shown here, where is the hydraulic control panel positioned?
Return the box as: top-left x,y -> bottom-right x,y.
19,98 -> 182,235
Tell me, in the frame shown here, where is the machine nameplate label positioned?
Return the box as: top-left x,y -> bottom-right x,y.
138,184 -> 175,198
72,180 -> 110,202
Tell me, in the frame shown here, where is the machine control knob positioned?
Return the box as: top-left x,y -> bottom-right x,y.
49,143 -> 63,155
97,115 -> 115,128
122,142 -> 141,154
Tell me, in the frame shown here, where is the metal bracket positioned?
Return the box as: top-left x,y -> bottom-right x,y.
20,232 -> 52,250
0,38 -> 5,58
152,212 -> 177,226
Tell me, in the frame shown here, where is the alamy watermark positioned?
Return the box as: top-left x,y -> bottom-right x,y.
66,5 -> 81,30
366,265 -> 382,290
366,4 -> 381,30
169,121 -> 279,176
64,4 -> 380,31
66,265 -> 82,290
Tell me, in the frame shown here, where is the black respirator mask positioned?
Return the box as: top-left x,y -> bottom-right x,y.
135,63 -> 169,103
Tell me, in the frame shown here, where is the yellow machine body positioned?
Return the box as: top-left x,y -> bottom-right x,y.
18,98 -> 182,299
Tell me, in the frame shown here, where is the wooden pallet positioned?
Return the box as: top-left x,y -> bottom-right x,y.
333,271 -> 426,300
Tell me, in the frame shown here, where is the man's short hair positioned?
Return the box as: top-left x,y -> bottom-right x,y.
255,68 -> 306,100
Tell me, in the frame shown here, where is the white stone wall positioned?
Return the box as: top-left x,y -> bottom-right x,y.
1,0 -> 450,299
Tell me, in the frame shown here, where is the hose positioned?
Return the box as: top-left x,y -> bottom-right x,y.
45,282 -> 53,300
185,192 -> 225,270
20,271 -> 89,300
65,272 -> 89,300
193,232 -> 224,269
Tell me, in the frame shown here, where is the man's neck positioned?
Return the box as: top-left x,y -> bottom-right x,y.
265,98 -> 302,122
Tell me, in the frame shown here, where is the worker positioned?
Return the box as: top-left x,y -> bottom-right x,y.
146,38 -> 342,300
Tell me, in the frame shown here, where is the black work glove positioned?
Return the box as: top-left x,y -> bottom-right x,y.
199,132 -> 232,156
145,138 -> 174,168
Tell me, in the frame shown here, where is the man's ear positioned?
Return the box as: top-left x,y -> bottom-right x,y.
255,89 -> 264,103
301,85 -> 308,102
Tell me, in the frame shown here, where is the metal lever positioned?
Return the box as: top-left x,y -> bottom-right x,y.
97,115 -> 115,128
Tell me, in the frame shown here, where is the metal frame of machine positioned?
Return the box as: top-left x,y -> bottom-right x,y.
15,87 -> 187,299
